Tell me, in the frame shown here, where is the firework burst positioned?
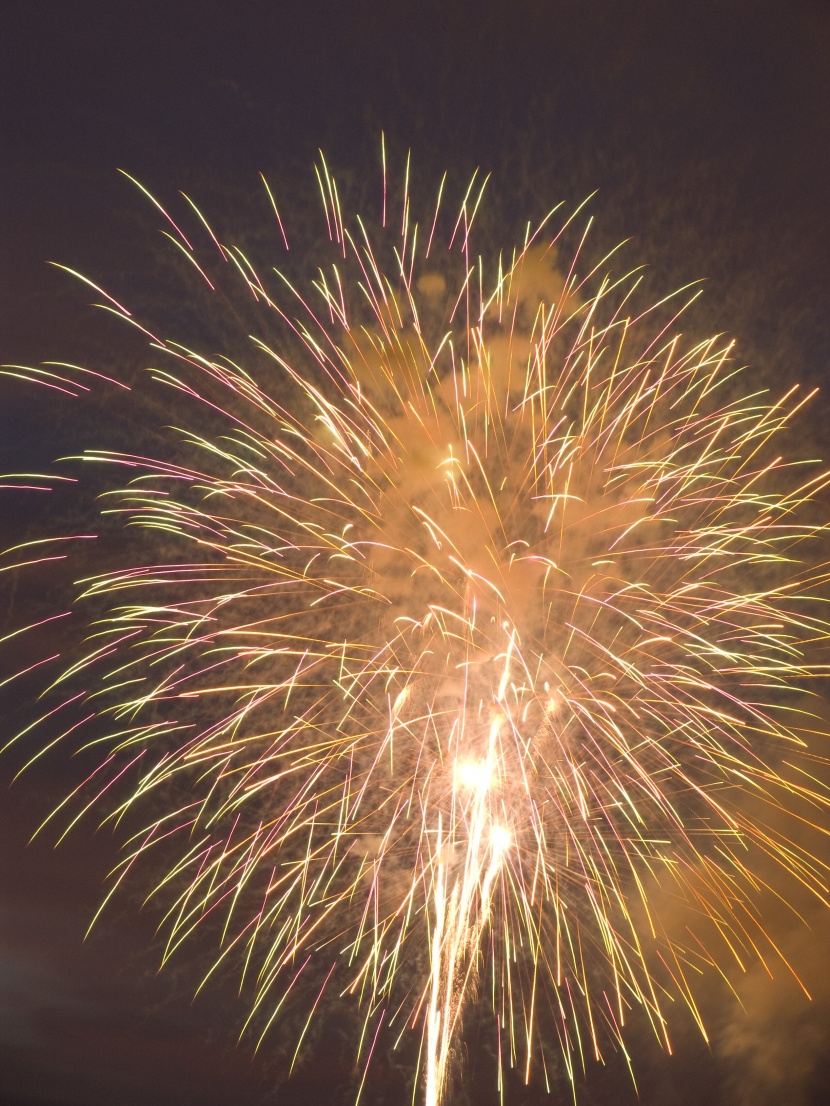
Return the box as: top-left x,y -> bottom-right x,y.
4,149 -> 830,1103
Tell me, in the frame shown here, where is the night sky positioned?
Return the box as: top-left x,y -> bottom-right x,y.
2,2 -> 830,1104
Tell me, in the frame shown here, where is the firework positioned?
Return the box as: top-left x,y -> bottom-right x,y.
4,149 -> 830,1104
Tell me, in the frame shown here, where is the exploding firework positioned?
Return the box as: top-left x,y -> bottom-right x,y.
3,148 -> 830,1104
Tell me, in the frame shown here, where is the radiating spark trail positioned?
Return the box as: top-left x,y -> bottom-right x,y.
3,148 -> 830,1104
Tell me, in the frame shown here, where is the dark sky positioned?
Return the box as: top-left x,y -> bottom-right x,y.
2,2 -> 830,1105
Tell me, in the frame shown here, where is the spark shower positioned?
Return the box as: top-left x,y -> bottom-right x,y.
4,148 -> 830,1103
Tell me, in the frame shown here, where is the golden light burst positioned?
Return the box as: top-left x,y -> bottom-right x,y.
4,147 -> 830,1103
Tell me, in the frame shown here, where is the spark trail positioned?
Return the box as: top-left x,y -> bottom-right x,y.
3,150 -> 830,1103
